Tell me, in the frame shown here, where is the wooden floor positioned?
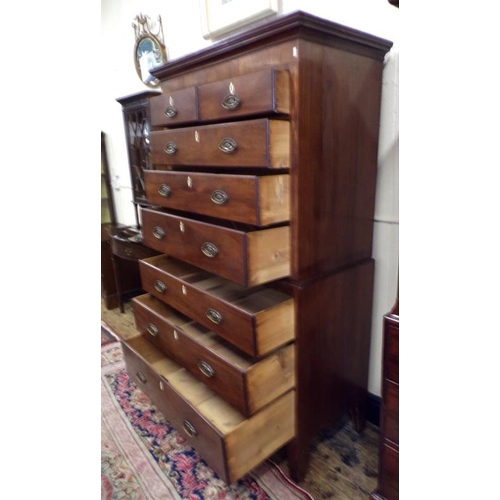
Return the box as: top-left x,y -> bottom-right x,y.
102,297 -> 381,500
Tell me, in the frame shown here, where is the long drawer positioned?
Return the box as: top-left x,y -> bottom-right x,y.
141,208 -> 290,287
121,335 -> 295,484
385,320 -> 399,384
139,255 -> 295,357
150,118 -> 290,169
144,170 -> 290,226
383,380 -> 399,446
132,293 -> 295,416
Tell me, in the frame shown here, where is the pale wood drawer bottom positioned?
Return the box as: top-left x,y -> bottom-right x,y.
121,335 -> 295,484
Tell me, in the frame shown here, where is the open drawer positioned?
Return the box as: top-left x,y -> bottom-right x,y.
132,293 -> 295,417
139,255 -> 295,357
121,335 -> 295,484
141,208 -> 290,287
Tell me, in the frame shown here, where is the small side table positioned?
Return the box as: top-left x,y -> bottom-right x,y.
110,226 -> 160,312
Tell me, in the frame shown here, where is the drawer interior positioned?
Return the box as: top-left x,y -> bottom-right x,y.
122,335 -> 295,483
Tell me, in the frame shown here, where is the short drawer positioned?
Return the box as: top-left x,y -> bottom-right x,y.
121,335 -> 295,484
149,86 -> 198,126
144,170 -> 290,226
150,118 -> 290,169
198,68 -> 290,121
140,255 -> 295,357
141,208 -> 290,287
382,379 -> 399,445
132,293 -> 295,417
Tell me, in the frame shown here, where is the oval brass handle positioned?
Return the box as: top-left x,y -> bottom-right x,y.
218,138 -> 237,154
210,190 -> 229,205
124,248 -> 133,256
154,280 -> 167,293
153,226 -> 165,240
147,323 -> 159,337
201,242 -> 218,258
136,371 -> 147,384
164,142 -> 177,155
158,183 -> 172,197
198,360 -> 215,378
206,308 -> 223,325
221,93 -> 241,110
164,105 -> 178,118
182,420 -> 197,437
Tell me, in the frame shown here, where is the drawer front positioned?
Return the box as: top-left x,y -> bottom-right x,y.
121,341 -> 228,479
141,208 -> 290,286
144,170 -> 290,226
150,118 -> 290,169
111,237 -> 160,260
383,380 -> 399,445
133,294 -> 295,416
198,68 -> 290,121
385,320 -> 399,383
149,86 -> 198,126
139,256 -> 295,357
132,296 -> 248,415
379,442 -> 399,500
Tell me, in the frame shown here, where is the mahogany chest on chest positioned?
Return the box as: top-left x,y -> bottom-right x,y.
118,11 -> 392,484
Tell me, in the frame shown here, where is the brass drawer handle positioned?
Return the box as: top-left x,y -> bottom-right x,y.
206,308 -> 223,325
198,360 -> 215,378
182,420 -> 197,438
218,138 -> 237,154
210,190 -> 229,205
164,142 -> 177,155
221,93 -> 241,110
154,280 -> 167,293
164,105 -> 177,118
201,242 -> 218,258
124,248 -> 133,256
136,371 -> 147,384
158,183 -> 172,197
153,226 -> 165,240
147,323 -> 159,337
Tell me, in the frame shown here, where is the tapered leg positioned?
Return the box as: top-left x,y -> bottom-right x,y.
287,436 -> 310,483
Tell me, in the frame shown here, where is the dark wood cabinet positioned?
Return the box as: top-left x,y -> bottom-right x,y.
116,11 -> 393,484
116,90 -> 161,225
107,92 -> 162,312
372,292 -> 399,500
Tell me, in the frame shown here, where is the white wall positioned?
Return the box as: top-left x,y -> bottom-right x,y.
101,0 -> 399,397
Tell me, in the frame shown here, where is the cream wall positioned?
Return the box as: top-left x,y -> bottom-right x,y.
100,0 -> 399,397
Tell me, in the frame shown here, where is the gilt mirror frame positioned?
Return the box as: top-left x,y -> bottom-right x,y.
132,14 -> 167,88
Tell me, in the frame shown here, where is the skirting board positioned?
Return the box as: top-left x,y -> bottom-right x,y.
366,392 -> 381,428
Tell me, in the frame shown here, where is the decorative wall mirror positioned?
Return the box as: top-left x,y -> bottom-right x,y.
132,14 -> 167,88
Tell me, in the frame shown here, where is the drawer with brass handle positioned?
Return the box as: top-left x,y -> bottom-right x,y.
141,208 -> 290,287
149,86 -> 198,127
144,170 -> 290,226
197,68 -> 290,121
139,255 -> 294,358
121,335 -> 295,484
132,293 -> 295,416
150,118 -> 290,169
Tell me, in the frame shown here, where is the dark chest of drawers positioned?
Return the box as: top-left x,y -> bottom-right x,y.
372,294 -> 399,500
118,11 -> 393,484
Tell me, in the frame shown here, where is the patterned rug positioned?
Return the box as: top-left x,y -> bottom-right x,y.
101,335 -> 314,500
